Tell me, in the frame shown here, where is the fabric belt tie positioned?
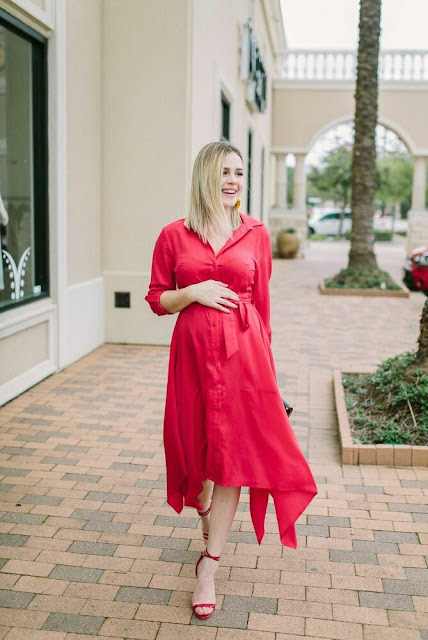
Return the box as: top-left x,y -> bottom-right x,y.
222,295 -> 252,359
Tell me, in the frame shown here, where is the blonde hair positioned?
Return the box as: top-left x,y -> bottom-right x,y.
184,141 -> 244,244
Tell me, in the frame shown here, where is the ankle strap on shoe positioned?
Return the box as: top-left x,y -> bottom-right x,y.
204,548 -> 220,561
197,504 -> 211,517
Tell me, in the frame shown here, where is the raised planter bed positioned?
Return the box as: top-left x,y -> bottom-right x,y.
334,369 -> 428,467
320,279 -> 410,298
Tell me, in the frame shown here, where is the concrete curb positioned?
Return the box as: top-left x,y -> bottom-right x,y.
320,279 -> 410,297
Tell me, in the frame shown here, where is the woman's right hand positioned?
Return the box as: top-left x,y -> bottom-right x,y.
188,280 -> 239,313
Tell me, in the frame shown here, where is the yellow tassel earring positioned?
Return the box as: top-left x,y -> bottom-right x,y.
235,198 -> 242,209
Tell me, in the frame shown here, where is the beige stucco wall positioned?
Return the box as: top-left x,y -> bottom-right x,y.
272,84 -> 428,155
190,0 -> 276,222
103,0 -> 192,342
66,0 -> 102,286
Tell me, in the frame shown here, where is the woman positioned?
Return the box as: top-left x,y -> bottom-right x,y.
145,141 -> 318,620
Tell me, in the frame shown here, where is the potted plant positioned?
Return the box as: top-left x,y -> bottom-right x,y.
277,227 -> 300,258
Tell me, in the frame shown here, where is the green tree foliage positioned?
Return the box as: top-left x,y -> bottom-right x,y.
307,146 -> 352,209
376,155 -> 412,216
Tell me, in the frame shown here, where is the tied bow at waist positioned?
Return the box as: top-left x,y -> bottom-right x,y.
222,293 -> 253,359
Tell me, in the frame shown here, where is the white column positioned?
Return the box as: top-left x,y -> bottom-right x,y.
275,153 -> 287,208
412,156 -> 427,210
293,153 -> 307,211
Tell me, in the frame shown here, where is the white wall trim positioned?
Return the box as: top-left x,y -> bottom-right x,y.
0,0 -> 54,34
62,276 -> 105,369
0,299 -> 57,406
48,0 -> 68,370
0,360 -> 56,406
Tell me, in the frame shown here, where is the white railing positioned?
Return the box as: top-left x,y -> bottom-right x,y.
278,49 -> 428,82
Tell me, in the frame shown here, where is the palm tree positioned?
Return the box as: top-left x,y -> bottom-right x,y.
348,0 -> 382,269
416,299 -> 428,370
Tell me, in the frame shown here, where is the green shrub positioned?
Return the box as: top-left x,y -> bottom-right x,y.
324,267 -> 401,290
343,351 -> 428,445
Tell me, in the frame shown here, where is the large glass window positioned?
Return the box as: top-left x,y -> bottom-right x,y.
0,11 -> 48,312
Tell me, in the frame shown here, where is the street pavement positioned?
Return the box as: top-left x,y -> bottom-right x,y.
0,236 -> 427,639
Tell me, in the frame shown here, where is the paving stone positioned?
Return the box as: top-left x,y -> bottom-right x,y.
413,514 -> 428,523
62,474 -> 101,483
295,524 -> 330,537
192,608 -> 249,628
141,536 -> 189,550
358,591 -> 414,610
84,521 -> 129,534
160,549 -> 201,563
41,457 -> 78,465
0,590 -> 35,609
308,515 -> 351,527
352,540 -> 399,554
49,565 -> 104,583
0,533 -> 29,546
388,503 -> 428,513
382,578 -> 428,596
345,485 -> 385,494
84,492 -> 127,503
1,447 -> 36,456
136,479 -> 166,489
24,405 -> 63,416
0,483 -> 14,492
0,513 -> 47,525
119,450 -> 154,458
43,612 -> 105,634
98,436 -> 131,443
222,595 -> 277,614
401,480 -> 428,489
77,423 -> 111,431
20,495 -> 63,506
404,568 -> 428,582
68,541 -> 117,556
329,550 -> 378,564
16,434 -> 49,442
72,510 -> 115,522
55,444 -> 90,453
109,462 -> 148,472
227,532 -> 259,543
116,586 -> 171,604
154,516 -> 198,529
373,531 -> 419,544
0,467 -> 29,476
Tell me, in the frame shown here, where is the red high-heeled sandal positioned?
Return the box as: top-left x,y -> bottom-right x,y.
197,495 -> 212,541
192,547 -> 221,620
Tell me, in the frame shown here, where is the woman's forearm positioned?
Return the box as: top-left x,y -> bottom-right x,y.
159,285 -> 196,314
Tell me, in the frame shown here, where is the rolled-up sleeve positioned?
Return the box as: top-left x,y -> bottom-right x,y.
252,225 -> 272,343
144,228 -> 176,316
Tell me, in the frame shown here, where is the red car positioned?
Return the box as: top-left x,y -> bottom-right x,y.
403,246 -> 428,294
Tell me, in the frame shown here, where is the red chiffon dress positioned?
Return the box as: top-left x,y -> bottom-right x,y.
145,211 -> 318,548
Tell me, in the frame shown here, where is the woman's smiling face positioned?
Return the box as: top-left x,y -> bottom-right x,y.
221,152 -> 244,212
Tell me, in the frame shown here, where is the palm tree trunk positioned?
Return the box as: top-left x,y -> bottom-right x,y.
348,0 -> 382,269
416,299 -> 428,365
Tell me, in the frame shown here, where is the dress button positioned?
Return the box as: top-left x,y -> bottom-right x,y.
212,322 -> 216,327
211,343 -> 217,349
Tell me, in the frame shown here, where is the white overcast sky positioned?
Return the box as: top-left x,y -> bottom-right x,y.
280,0 -> 428,49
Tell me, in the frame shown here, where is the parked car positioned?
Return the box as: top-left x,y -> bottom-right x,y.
308,208 -> 408,236
373,215 -> 408,233
403,246 -> 428,294
307,208 -> 352,236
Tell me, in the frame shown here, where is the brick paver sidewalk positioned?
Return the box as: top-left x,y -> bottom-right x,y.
0,237 -> 427,639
